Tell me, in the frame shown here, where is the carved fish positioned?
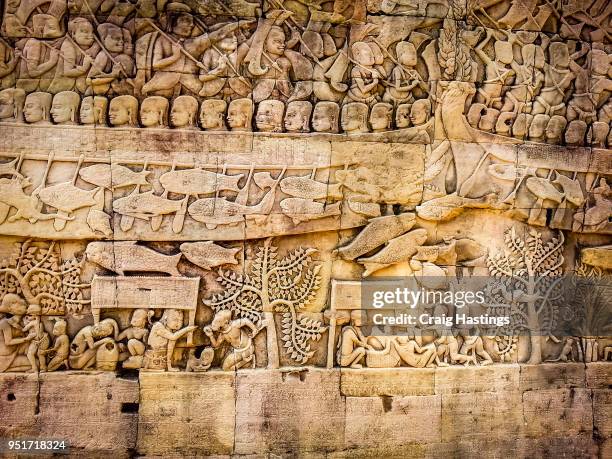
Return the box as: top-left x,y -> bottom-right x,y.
38,183 -> 98,212
358,228 -> 428,277
280,176 -> 328,199
552,175 -> 585,206
526,177 -> 564,203
188,189 -> 276,226
416,193 -> 497,221
160,169 -> 243,195
280,198 -> 341,225
113,191 -> 186,220
79,164 -> 152,190
335,213 -> 416,260
86,241 -> 182,276
410,259 -> 448,290
347,198 -> 381,218
180,241 -> 240,270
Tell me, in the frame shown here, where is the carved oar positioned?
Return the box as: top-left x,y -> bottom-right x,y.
53,154 -> 84,231
120,160 -> 148,232
33,152 -> 54,211
151,159 -> 175,232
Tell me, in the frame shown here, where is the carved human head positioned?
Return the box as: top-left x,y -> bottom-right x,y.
495,111 -> 516,136
97,23 -> 125,53
494,39 -> 513,65
545,115 -> 567,144
396,41 -> 417,67
0,88 -> 25,122
255,100 -> 284,132
591,121 -> 610,148
549,42 -> 569,68
32,13 -> 62,38
591,49 -> 611,77
478,108 -> 499,133
227,98 -> 253,131
80,96 -> 108,126
350,310 -> 364,327
109,95 -> 138,127
311,102 -> 339,133
140,96 -> 169,128
68,17 -> 94,47
200,99 -> 227,131
217,34 -> 238,53
369,102 -> 392,132
410,99 -> 431,126
284,101 -> 312,133
512,113 -> 532,138
92,318 -> 118,338
0,293 -> 27,316
131,309 -> 152,327
51,91 -> 80,125
529,114 -> 550,141
467,103 -> 486,128
265,26 -> 286,56
395,104 -> 411,128
170,95 -> 198,129
24,92 -> 52,124
351,42 -> 374,66
341,102 -> 368,133
53,319 -> 67,335
565,120 -> 587,146
211,309 -> 232,331
167,3 -> 194,37
161,308 -> 184,331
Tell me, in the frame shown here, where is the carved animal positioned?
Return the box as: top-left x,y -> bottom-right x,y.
358,228 -> 428,277
335,213 -> 416,260
0,178 -> 74,224
86,241 -> 182,276
416,193 -> 498,221
280,199 -> 341,224
38,182 -> 98,213
79,164 -> 152,190
113,191 -> 187,220
180,241 -> 240,270
280,176 -> 328,199
160,169 -> 243,195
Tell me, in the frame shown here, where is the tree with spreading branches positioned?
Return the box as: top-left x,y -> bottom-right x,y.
486,227 -> 565,364
0,239 -> 90,316
204,238 -> 326,368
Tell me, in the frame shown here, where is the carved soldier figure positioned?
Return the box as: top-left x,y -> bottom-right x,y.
369,102 -> 392,132
255,100 -> 284,132
50,90 -> 80,124
341,102 -> 368,134
0,39 -> 18,89
474,31 -> 515,109
16,36 -> 59,92
79,95 -> 108,126
199,99 -> 227,131
140,96 -> 168,128
347,42 -> 385,105
108,94 -> 138,127
532,42 -> 577,117
311,101 -> 339,133
170,95 -> 198,129
227,98 -> 253,132
23,91 -> 52,124
48,17 -> 99,94
0,88 -> 26,122
284,100 -> 312,133
383,41 -> 424,106
3,1 -> 65,38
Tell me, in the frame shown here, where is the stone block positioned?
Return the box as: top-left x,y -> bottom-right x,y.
586,362 -> 612,389
522,388 -> 593,438
593,390 -> 612,438
520,363 -> 585,391
345,395 -> 441,449
440,391 -> 522,442
341,368 -> 435,397
0,373 -> 39,438
37,372 -> 139,453
434,364 -> 519,394
137,371 -> 236,456
234,368 -> 344,455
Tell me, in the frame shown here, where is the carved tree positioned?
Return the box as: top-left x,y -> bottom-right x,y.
0,240 -> 90,316
204,238 -> 326,367
486,228 -> 565,364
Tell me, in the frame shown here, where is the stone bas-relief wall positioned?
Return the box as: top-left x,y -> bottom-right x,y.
0,0 -> 611,455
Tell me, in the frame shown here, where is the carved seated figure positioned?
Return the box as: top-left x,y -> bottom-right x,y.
40,319 -> 69,372
0,39 -> 18,89
17,34 -> 60,93
108,95 -> 138,127
369,102 -> 392,132
341,102 -> 369,134
383,41 -> 423,106
23,92 -> 53,125
50,91 -> 80,125
394,335 -> 438,368
69,318 -> 119,370
227,98 -> 253,132
79,96 -> 107,126
203,309 -> 260,371
200,99 -> 227,131
311,101 -> 339,133
0,294 -> 33,372
0,88 -> 26,123
284,101 -> 312,133
337,310 -> 370,368
170,95 -> 198,129
532,43 -> 576,117
144,309 -> 197,371
140,96 -> 168,128
255,100 -> 284,132
118,308 -> 152,369
347,42 -> 384,105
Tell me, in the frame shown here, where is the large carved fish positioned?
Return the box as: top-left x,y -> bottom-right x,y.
79,164 -> 151,190
280,198 -> 341,225
180,241 -> 240,270
113,191 -> 186,220
280,176 -> 328,199
358,228 -> 428,277
416,193 -> 497,221
335,213 -> 416,260
188,188 -> 276,226
86,241 -> 181,276
160,169 -> 243,195
38,182 -> 98,212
